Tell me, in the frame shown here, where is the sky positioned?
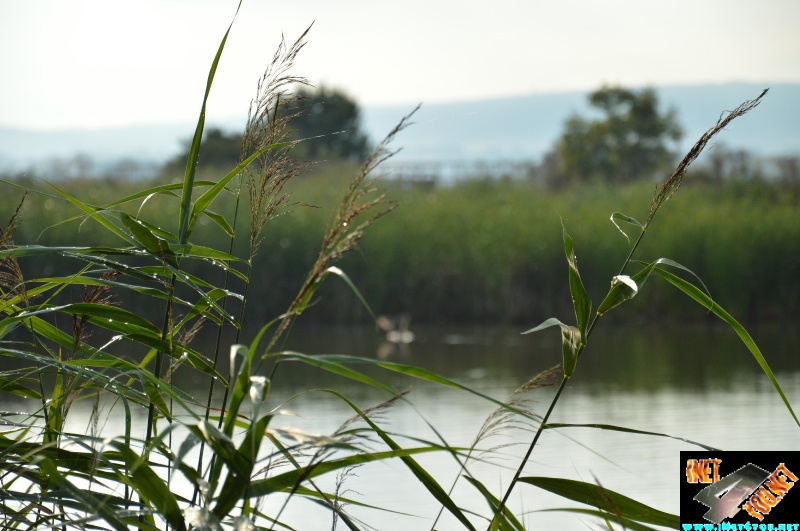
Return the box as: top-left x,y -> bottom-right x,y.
1,0 -> 799,131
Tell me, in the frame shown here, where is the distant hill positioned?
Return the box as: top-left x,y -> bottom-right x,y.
0,83 -> 797,173
361,83 -> 800,163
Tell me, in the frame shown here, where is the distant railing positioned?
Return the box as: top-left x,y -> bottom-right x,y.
380,159 -> 540,184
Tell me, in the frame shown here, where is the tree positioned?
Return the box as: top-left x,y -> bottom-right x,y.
162,128 -> 243,176
159,87 -> 370,177
552,86 -> 682,185
290,86 -> 370,161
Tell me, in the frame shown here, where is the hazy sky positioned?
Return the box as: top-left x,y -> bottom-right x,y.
2,0 -> 799,130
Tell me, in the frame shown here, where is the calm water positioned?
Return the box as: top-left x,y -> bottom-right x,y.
9,323 -> 799,530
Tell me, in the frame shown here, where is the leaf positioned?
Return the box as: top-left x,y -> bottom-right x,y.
0,376 -> 42,399
212,414 -> 271,519
596,275 -> 639,316
323,266 -> 376,320
178,0 -> 243,244
36,457 -> 132,531
562,223 -> 592,340
14,302 -> 160,333
201,209 -> 235,237
46,182 -> 134,245
519,476 -> 678,528
538,508 -> 662,531
138,373 -> 171,420
463,476 -> 525,531
652,266 -> 800,428
120,212 -> 178,267
610,212 -> 645,243
523,318 -> 581,378
598,257 -> 707,316
248,447 -> 443,496
275,352 -> 536,420
544,423 -> 720,451
104,440 -> 188,531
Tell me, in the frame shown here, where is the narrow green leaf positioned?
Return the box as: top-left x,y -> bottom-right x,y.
276,352 -> 538,421
596,275 -> 639,316
46,182 -> 134,245
324,266 -> 376,320
598,258 -> 705,317
522,318 -> 581,377
610,212 -> 645,243
539,508 -> 661,531
178,0 -> 243,244
213,414 -> 271,519
652,266 -> 800,428
138,373 -> 171,420
120,212 -> 178,266
14,302 -> 160,332
201,209 -> 235,237
0,377 -> 42,399
104,440 -> 187,531
562,223 -> 592,339
248,447 -> 442,496
544,423 -> 720,451
100,180 -> 217,210
519,476 -> 678,528
463,476 -> 525,531
36,457 -> 131,531
186,140 -> 288,239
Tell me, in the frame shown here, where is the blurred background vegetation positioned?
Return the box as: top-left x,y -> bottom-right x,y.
2,85 -> 798,329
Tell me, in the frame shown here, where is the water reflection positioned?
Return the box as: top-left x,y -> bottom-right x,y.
4,324 -> 797,530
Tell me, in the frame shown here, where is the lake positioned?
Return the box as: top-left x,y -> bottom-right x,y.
10,322 -> 799,530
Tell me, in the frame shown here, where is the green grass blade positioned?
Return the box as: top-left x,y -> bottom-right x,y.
544,423 -> 720,451
100,180 -> 217,209
522,318 -> 581,377
538,508 -> 662,530
200,209 -> 235,237
37,457 -> 131,531
652,266 -> 800,428
249,447 -> 441,496
462,476 -> 525,530
519,476 -> 678,528
562,223 -> 592,340
213,414 -> 271,519
0,376 -> 43,399
105,440 -> 187,531
120,212 -> 178,266
186,140 -> 288,239
275,352 -> 536,421
178,0 -> 243,244
326,390 -> 477,531
14,302 -> 159,332
46,182 -> 134,245
610,211 -> 645,243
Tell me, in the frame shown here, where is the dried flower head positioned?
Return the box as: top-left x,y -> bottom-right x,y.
647,89 -> 768,225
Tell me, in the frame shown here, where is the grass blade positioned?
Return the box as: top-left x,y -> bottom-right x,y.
562,223 -> 592,340
519,476 -> 678,528
178,0 -> 243,244
652,266 -> 800,428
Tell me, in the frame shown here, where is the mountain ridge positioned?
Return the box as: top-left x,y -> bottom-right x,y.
1,83 -> 797,172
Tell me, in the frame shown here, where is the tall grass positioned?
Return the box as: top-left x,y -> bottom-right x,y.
6,174 -> 798,327
0,4 -> 797,531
